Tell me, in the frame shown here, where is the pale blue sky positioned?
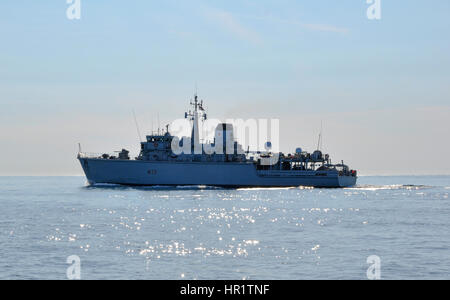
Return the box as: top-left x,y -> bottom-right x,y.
1,1 -> 449,175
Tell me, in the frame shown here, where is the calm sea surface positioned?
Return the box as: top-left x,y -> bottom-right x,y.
0,176 -> 449,280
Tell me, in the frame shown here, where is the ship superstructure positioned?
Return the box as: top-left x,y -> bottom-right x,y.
78,95 -> 357,188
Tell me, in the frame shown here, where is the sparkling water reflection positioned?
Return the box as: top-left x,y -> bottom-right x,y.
0,176 -> 449,279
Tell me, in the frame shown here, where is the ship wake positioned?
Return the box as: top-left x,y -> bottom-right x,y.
346,184 -> 433,191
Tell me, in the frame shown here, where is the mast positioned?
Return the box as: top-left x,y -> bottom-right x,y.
185,94 -> 207,154
192,95 -> 200,148
316,121 -> 323,151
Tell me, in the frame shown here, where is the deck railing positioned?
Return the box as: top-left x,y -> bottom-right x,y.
78,152 -> 111,159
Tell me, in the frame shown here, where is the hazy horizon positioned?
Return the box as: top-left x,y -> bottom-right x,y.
1,1 -> 449,176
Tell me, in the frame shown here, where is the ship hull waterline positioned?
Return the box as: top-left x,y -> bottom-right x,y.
79,158 -> 357,188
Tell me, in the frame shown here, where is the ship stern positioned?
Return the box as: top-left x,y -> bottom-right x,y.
337,175 -> 357,188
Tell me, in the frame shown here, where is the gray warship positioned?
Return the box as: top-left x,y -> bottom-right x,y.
78,95 -> 357,188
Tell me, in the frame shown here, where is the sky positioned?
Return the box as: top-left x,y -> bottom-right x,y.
0,0 -> 449,176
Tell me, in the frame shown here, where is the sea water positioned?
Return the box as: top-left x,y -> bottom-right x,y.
0,176 -> 449,279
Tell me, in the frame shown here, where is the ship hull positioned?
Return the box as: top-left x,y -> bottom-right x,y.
79,158 -> 357,188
